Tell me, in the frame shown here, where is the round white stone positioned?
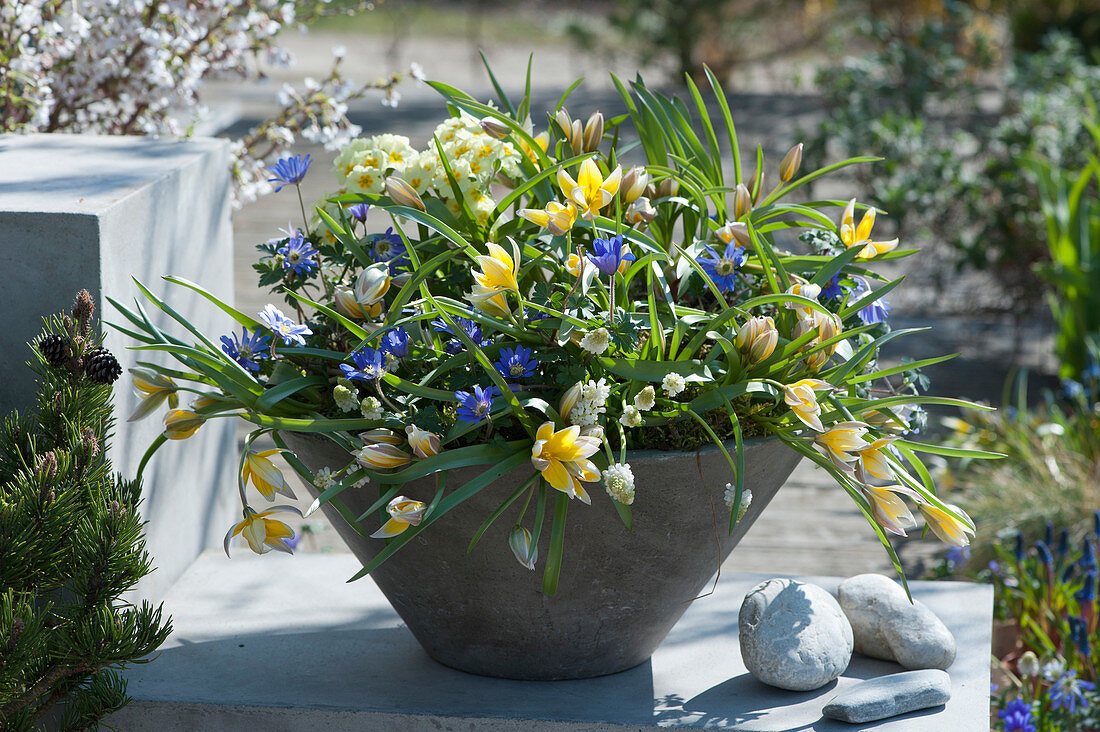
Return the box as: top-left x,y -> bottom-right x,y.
739,578 -> 854,691
837,573 -> 956,670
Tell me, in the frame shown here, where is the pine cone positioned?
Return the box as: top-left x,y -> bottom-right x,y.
38,334 -> 71,369
83,347 -> 122,385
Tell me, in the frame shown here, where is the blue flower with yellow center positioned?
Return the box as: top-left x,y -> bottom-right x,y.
495,345 -> 538,379
698,242 -> 745,293
587,234 -> 635,277
340,347 -> 386,382
381,327 -> 409,359
258,304 -> 312,347
455,385 -> 499,424
220,328 -> 271,372
277,230 -> 319,275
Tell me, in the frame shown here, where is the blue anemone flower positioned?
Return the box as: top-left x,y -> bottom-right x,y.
858,297 -> 891,325
277,230 -> 319,275
698,242 -> 745,293
587,234 -> 635,277
455,385 -> 499,424
267,154 -> 312,192
220,328 -> 271,372
347,203 -> 371,223
820,274 -> 845,301
258,304 -> 312,347
431,316 -> 490,354
1049,670 -> 1095,713
495,345 -> 538,379
997,698 -> 1035,732
340,347 -> 387,382
371,228 -> 409,273
381,328 -> 409,359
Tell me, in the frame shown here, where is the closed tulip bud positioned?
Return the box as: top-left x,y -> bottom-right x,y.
643,183 -> 657,200
582,111 -> 604,153
736,316 -> 778,366
480,116 -> 510,139
793,311 -> 842,370
333,285 -> 366,319
508,525 -> 538,570
405,424 -> 442,459
734,183 -> 752,218
569,119 -> 584,155
779,142 -> 803,183
620,166 -> 649,204
355,443 -> 413,469
384,175 -> 426,212
657,178 -> 679,198
716,221 -> 751,247
554,107 -> 572,137
164,409 -> 205,440
360,428 -> 405,446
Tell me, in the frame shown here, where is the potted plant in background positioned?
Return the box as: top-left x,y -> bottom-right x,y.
112,62 -> 999,680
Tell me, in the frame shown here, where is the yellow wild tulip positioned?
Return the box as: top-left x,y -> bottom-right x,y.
862,484 -> 919,537
127,366 -> 178,422
370,496 -> 428,538
223,505 -> 301,556
530,421 -> 602,503
466,240 -> 520,317
917,501 -> 975,547
242,448 -> 296,501
840,199 -> 898,259
814,421 -> 872,471
519,200 -> 577,236
782,378 -> 832,432
163,409 -> 204,440
856,436 -> 899,482
557,159 -> 622,220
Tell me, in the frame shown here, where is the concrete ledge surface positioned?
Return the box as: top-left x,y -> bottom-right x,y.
110,552 -> 991,731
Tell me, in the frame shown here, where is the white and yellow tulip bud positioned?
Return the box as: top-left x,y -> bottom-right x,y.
480,116 -> 510,140
862,484 -> 918,537
582,111 -> 604,153
384,175 -> 426,212
370,496 -> 428,539
734,183 -> 752,218
620,166 -> 649,204
779,142 -> 803,183
782,378 -> 832,432
735,315 -> 778,366
569,118 -> 584,155
784,281 -> 822,318
334,285 -> 366,319
360,428 -> 405,445
917,501 -> 975,547
508,525 -> 538,570
554,107 -> 573,138
520,200 -> 577,236
164,409 -> 204,440
342,263 -> 391,320
242,448 -> 295,501
405,424 -> 442,459
656,178 -> 679,198
355,443 -> 413,469
793,310 -> 842,370
856,436 -> 899,482
716,221 -> 751,247
814,421 -> 872,471
625,197 -> 657,227
128,367 -> 178,422
224,505 -> 301,556
558,380 -> 583,423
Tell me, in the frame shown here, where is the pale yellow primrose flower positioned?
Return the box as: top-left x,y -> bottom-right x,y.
557,159 -> 622,220
840,199 -> 898,259
405,424 -> 441,459
814,421 -> 873,471
164,409 -> 204,440
856,436 -> 899,481
467,240 -> 520,317
370,496 -> 428,538
520,200 -> 578,236
128,367 -> 179,422
782,378 -> 832,432
862,484 -> 919,537
224,506 -> 300,556
242,448 -> 295,501
917,501 -> 975,547
530,421 -> 602,504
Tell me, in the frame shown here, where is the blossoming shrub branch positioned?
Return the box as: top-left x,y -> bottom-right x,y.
113,64 -> 1001,593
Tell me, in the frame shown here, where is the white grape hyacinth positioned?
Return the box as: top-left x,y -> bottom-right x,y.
661,372 -> 686,396
634,385 -> 656,410
603,463 -> 636,505
579,327 -> 611,355
724,483 -> 753,520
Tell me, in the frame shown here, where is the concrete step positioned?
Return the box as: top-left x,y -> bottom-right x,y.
109,553 -> 991,731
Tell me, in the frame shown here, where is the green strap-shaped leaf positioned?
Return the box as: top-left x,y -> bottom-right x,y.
542,491 -> 570,595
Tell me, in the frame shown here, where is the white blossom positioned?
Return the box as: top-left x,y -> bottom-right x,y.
579,328 -> 611,355
661,372 -> 686,396
360,396 -> 383,421
723,483 -> 753,520
313,467 -> 337,489
602,463 -> 635,505
568,378 -> 611,427
634,385 -> 656,411
619,405 -> 643,427
333,384 -> 358,412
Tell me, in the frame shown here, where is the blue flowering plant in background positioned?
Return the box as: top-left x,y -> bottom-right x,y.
111,64 -> 999,593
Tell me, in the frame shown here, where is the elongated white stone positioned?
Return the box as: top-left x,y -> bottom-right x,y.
822,669 -> 952,723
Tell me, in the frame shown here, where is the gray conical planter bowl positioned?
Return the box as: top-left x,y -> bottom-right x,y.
283,432 -> 801,680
